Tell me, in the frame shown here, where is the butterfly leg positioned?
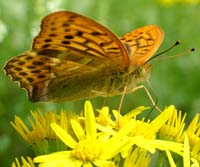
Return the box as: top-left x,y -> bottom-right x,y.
129,85 -> 161,113
91,90 -> 108,97
101,97 -> 107,107
118,86 -> 127,113
116,86 -> 127,128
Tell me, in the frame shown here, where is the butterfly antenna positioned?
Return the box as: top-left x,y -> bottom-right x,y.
153,47 -> 195,62
145,40 -> 195,64
145,99 -> 158,119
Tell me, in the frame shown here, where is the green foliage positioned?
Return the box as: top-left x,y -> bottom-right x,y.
0,0 -> 200,166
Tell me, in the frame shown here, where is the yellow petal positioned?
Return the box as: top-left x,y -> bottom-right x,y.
34,151 -> 71,162
151,105 -> 174,131
130,136 -> 156,153
96,123 -> 115,135
191,158 -> 199,167
112,106 -> 149,120
85,101 -> 96,140
183,133 -> 190,167
150,139 -> 183,155
166,150 -> 176,167
94,159 -> 115,167
51,123 -> 77,148
102,120 -> 135,159
38,159 -> 80,167
83,162 -> 93,167
125,106 -> 150,118
71,119 -> 85,140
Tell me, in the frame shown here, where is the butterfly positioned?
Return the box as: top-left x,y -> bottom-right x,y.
4,11 -> 164,102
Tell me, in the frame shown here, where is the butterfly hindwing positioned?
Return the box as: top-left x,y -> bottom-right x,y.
120,25 -> 164,65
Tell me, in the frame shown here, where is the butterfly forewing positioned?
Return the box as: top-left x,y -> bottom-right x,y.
33,11 -> 129,67
120,25 -> 164,65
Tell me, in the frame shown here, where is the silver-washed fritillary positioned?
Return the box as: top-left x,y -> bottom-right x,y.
4,11 -> 164,102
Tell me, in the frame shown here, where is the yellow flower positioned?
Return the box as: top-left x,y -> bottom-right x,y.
181,0 -> 199,4
184,114 -> 200,164
158,0 -> 199,6
123,147 -> 151,167
11,109 -> 75,154
11,101 -> 200,167
112,105 -> 174,136
112,106 -> 150,131
159,106 -> 200,164
119,105 -> 183,154
158,106 -> 185,142
11,109 -> 72,143
12,156 -> 35,167
98,105 -> 184,161
96,106 -> 115,127
34,101 -> 135,167
158,0 -> 178,6
183,133 -> 200,167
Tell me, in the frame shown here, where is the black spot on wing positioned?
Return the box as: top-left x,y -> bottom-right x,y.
64,35 -> 74,39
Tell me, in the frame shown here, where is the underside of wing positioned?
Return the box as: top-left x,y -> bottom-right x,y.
120,25 -> 164,65
4,49 -> 115,102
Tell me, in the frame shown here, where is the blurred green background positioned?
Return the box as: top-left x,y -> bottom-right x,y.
0,0 -> 200,166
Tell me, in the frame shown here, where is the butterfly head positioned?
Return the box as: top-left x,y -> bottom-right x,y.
131,63 -> 152,83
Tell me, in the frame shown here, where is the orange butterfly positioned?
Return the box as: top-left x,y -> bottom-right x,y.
4,11 -> 164,102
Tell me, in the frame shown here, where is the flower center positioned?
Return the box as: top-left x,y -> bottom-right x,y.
130,120 -> 156,139
72,139 -> 102,162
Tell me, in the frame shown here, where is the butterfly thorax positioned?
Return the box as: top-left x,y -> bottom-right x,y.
118,64 -> 152,94
86,63 -> 152,97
